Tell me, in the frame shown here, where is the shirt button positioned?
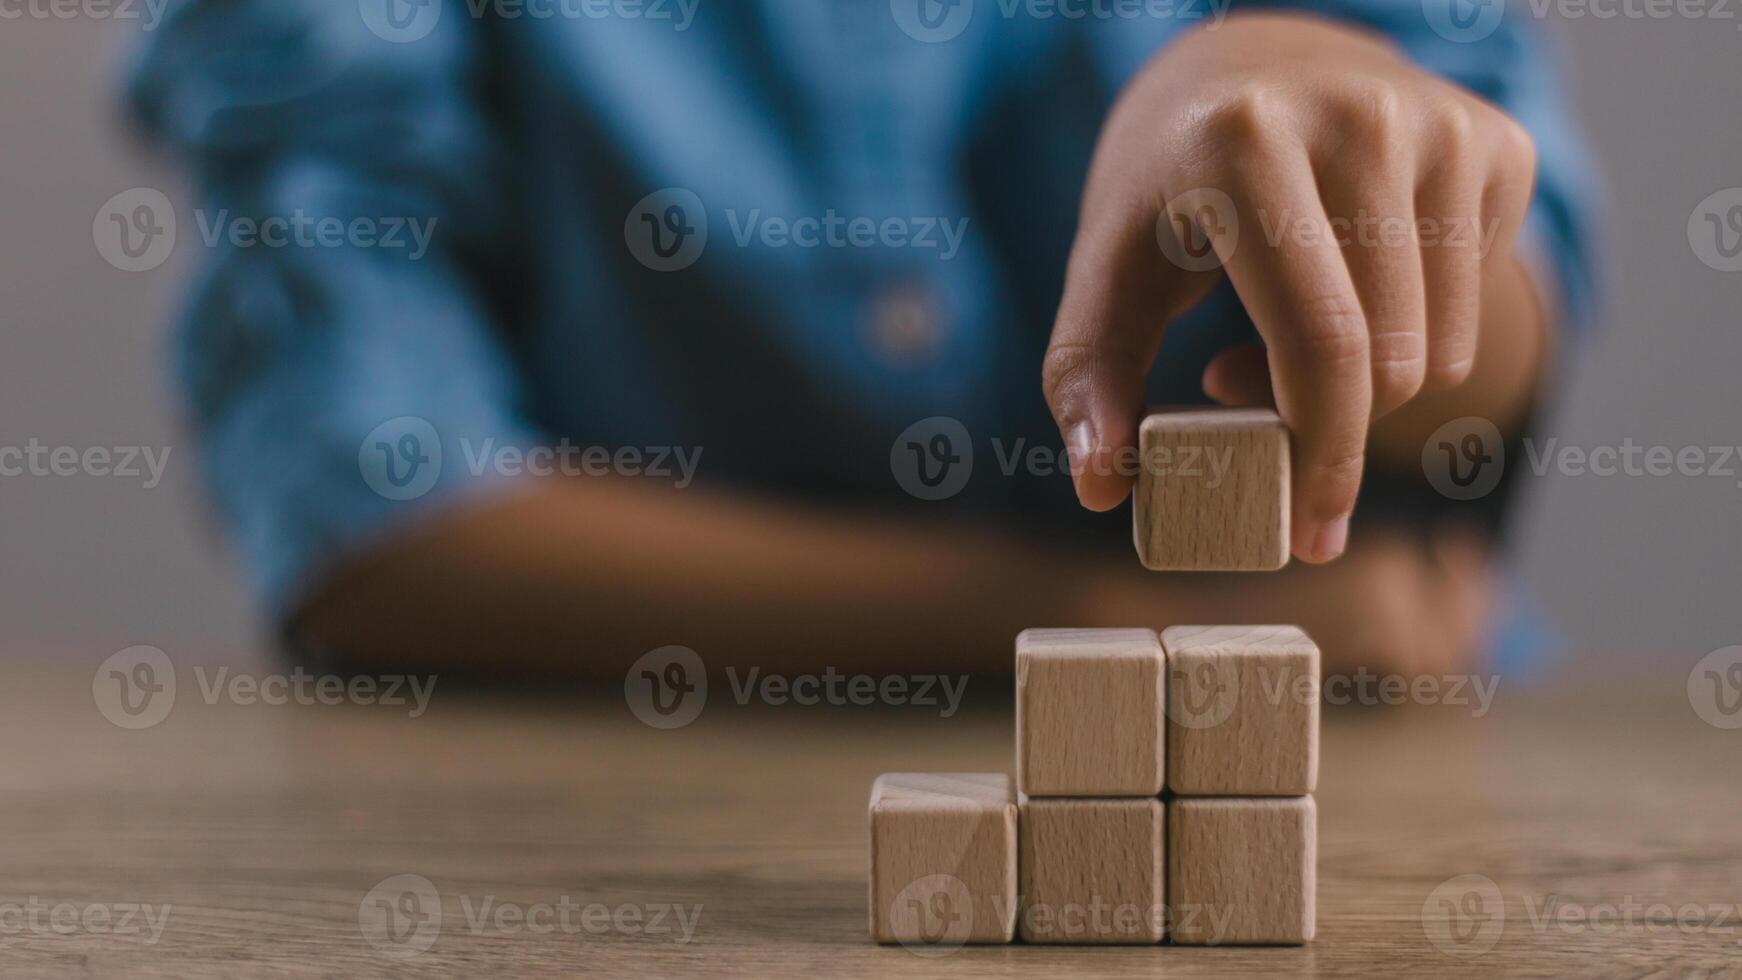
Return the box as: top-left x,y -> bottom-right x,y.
867,282 -> 945,366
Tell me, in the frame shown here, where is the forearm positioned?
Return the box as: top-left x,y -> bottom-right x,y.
293,477 -> 1152,680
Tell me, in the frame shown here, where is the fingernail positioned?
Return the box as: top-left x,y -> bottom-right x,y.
1065,420 -> 1096,481
1313,516 -> 1350,562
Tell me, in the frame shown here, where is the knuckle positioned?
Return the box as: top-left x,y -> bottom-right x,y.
1201,82 -> 1288,150
1334,82 -> 1406,143
1432,102 -> 1478,157
1424,352 -> 1477,391
1285,292 -> 1370,364
1040,342 -> 1109,410
1494,114 -> 1538,173
1302,449 -> 1365,516
1371,369 -> 1425,416
1370,342 -> 1427,410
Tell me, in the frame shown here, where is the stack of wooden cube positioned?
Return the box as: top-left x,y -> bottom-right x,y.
869,407 -> 1318,950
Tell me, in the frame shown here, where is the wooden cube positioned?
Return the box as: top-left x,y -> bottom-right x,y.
1163,625 -> 1319,796
1018,797 -> 1165,944
1168,797 -> 1316,945
1133,407 -> 1289,571
1016,628 -> 1165,797
868,773 -> 1017,946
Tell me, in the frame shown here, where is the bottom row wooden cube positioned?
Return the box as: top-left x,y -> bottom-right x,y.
1019,797 -> 1165,943
868,773 -> 1017,945
1169,797 -> 1316,945
869,775 -> 1314,948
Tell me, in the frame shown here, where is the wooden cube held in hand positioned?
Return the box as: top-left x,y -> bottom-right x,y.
1133,407 -> 1290,571
1168,797 -> 1316,945
868,773 -> 1017,946
1016,628 -> 1165,797
1163,625 -> 1320,797
1018,797 -> 1165,944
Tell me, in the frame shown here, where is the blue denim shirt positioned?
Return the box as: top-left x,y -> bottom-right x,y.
127,0 -> 1598,628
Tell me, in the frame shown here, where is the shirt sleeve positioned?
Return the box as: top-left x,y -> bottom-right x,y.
126,0 -> 541,621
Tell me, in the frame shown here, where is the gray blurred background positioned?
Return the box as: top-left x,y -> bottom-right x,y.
1,11 -> 1736,671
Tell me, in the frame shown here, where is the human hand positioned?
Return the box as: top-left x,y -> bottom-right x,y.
1043,12 -> 1538,563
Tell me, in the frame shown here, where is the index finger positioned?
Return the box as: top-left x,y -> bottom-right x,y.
1218,147 -> 1371,563
1042,208 -> 1221,510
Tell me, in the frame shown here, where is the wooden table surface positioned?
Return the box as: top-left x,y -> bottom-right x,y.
3,660 -> 1741,978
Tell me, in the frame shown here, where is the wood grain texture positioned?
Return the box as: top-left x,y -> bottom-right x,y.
1169,797 -> 1316,946
869,773 -> 1017,945
1163,625 -> 1320,796
1133,407 -> 1290,571
1018,798 -> 1164,944
6,662 -> 1742,977
1016,629 -> 1164,797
